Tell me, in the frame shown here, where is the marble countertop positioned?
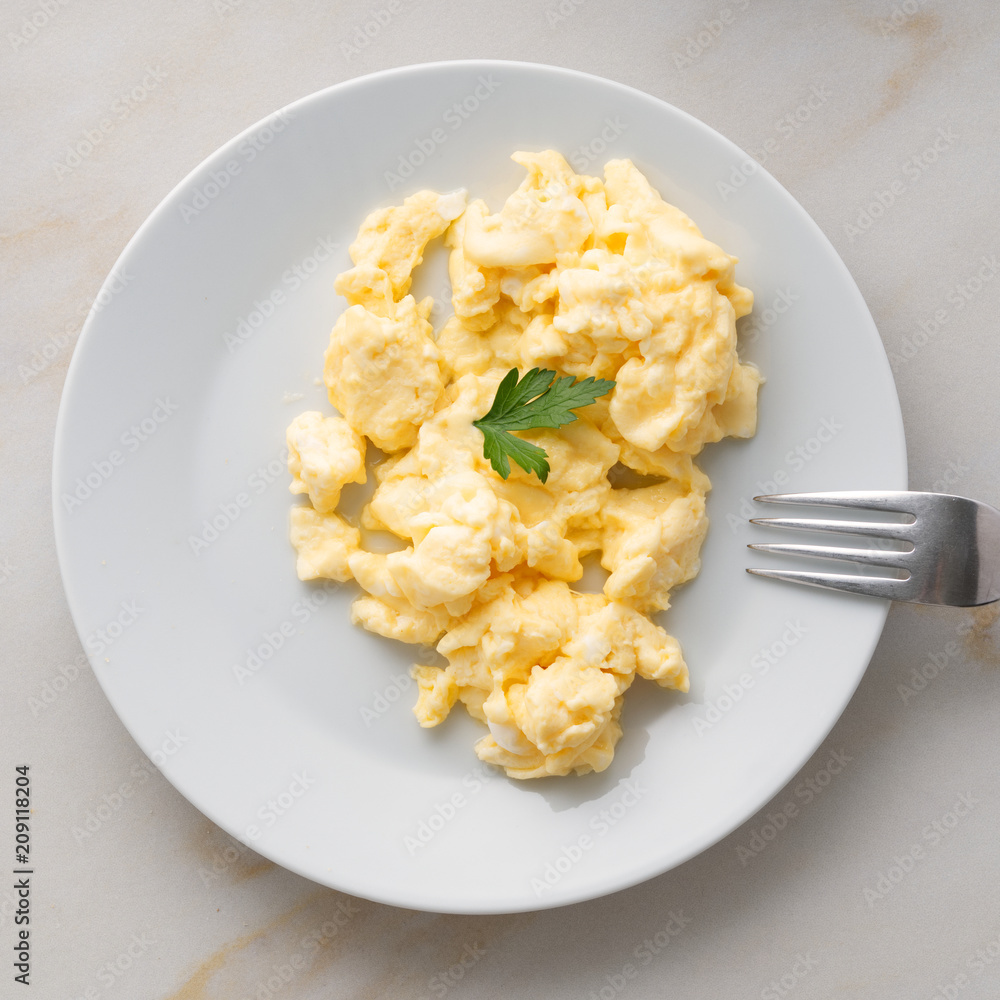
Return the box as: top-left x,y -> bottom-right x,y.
4,2 -> 1000,997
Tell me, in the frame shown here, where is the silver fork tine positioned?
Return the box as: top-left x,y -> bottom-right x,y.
754,491 -> 919,514
748,516 -> 915,541
746,567 -> 908,601
747,542 -> 910,568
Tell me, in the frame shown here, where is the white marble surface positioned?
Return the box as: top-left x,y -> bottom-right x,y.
4,2 -> 1000,997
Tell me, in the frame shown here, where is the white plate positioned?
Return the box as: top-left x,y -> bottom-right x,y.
53,60 -> 906,914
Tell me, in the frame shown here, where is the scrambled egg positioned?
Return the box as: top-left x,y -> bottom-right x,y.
287,151 -> 761,779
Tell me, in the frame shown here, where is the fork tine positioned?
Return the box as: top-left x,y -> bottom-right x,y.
745,567 -> 906,600
754,491 -> 917,514
747,542 -> 911,568
749,516 -> 915,541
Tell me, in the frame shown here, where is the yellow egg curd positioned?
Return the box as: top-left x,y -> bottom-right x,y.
287,151 -> 761,778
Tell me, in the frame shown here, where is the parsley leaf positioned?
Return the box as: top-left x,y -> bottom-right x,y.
478,423 -> 550,481
473,368 -> 615,482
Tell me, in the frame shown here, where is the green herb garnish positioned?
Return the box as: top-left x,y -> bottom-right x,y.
473,367 -> 615,483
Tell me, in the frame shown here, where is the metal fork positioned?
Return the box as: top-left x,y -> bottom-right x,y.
746,491 -> 1000,606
